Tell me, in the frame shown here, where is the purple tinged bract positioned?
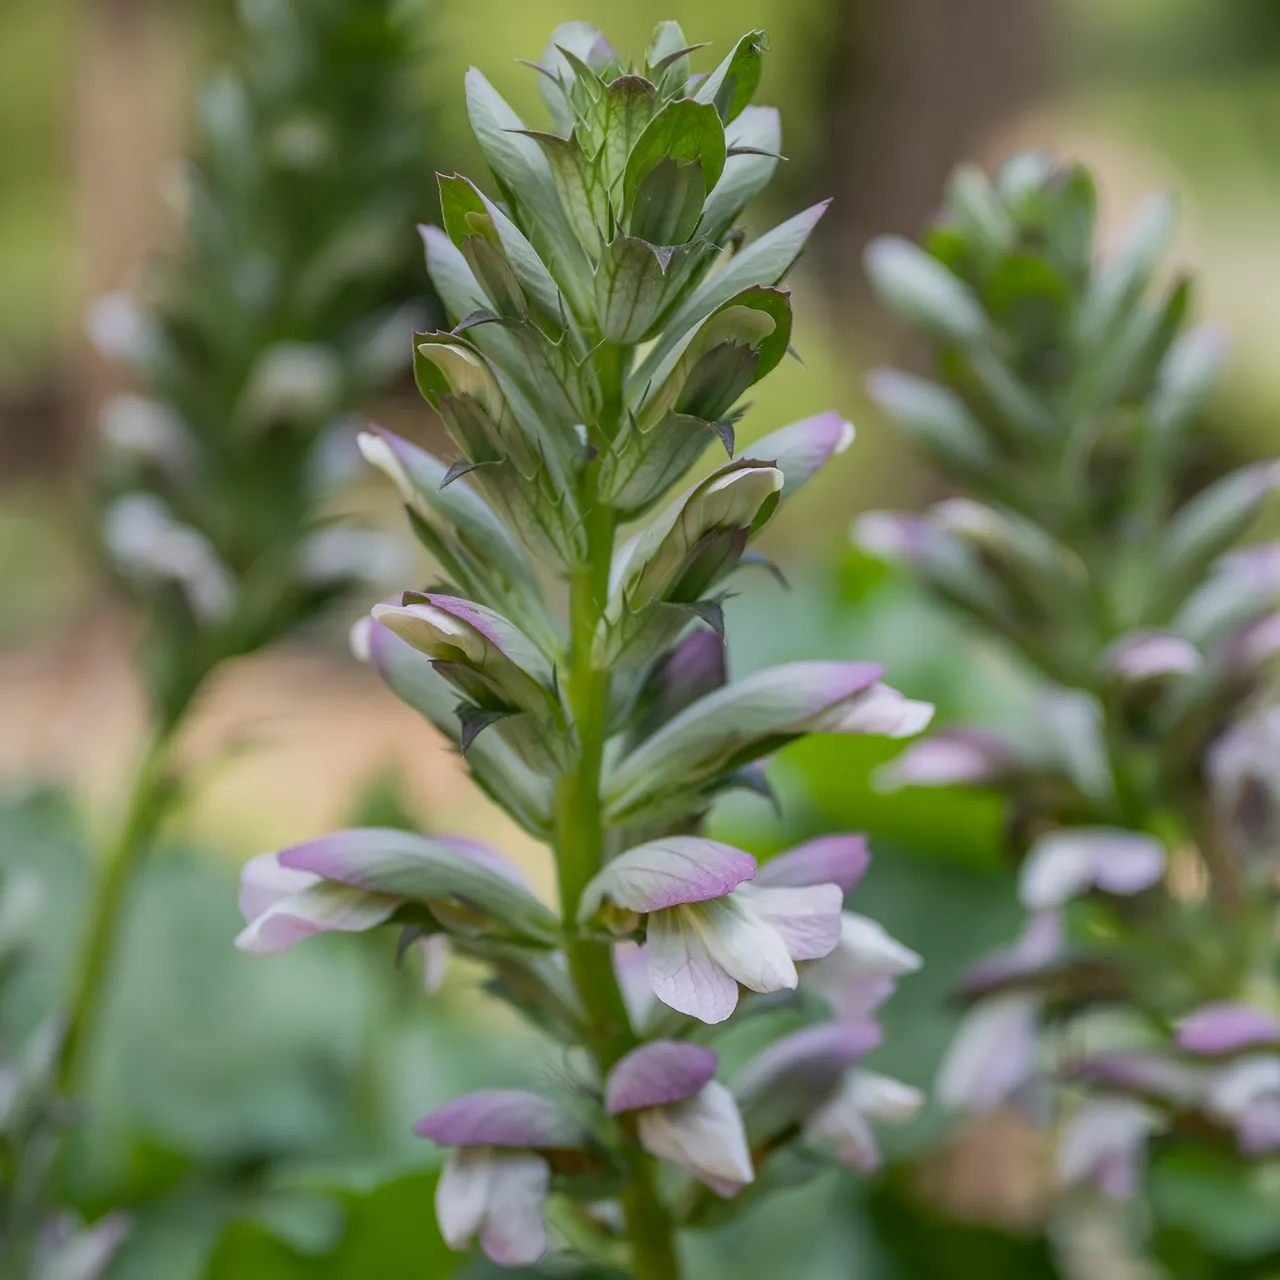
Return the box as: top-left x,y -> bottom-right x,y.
754,835 -> 869,894
414,1088 -> 586,1149
606,1041 -> 720,1115
1178,1002 -> 1280,1055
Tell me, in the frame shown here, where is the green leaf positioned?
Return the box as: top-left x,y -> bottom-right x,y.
463,70 -> 590,313
595,236 -> 672,343
652,200 -> 829,369
523,131 -> 608,258
1149,1144 -> 1280,1262
985,251 -> 1071,351
944,163 -> 1016,260
623,99 -> 726,242
1150,323 -> 1226,442
695,30 -> 768,124
865,236 -> 988,345
645,20 -> 693,88
867,369 -> 994,475
699,105 -> 782,244
597,75 -> 659,198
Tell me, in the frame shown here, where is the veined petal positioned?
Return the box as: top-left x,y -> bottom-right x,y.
414,1089 -> 585,1149
1177,1002 -> 1280,1055
436,1147 -> 492,1252
578,837 -> 756,919
606,1041 -> 719,1115
731,882 -> 844,961
684,896 -> 798,995
234,881 -> 400,955
754,835 -> 869,893
937,993 -> 1040,1113
636,1081 -> 754,1196
479,1152 -> 551,1267
1019,828 -> 1165,910
644,906 -> 748,1024
238,850 -> 317,922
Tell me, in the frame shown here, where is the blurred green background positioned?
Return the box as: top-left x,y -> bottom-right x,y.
5,0 -> 1280,1275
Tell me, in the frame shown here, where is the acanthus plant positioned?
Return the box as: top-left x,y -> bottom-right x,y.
236,22 -> 930,1276
860,156 -> 1280,1232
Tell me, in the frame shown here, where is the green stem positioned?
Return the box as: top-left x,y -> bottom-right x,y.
56,724 -> 180,1095
552,351 -> 682,1279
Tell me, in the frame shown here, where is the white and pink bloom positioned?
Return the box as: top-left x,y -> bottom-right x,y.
234,828 -> 554,955
752,835 -> 921,1020
1019,828 -> 1166,911
732,1021 -> 916,1168
803,1068 -> 923,1172
937,911 -> 1062,1112
414,1089 -> 587,1267
1057,1098 -> 1163,1199
579,836 -> 844,1024
606,1041 -> 754,1196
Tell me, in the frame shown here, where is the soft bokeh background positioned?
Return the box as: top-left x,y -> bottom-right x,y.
5,0 -> 1280,1275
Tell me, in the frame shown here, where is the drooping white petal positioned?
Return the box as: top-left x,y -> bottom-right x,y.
1057,1099 -> 1161,1199
233,880 -> 401,955
636,1082 -> 754,1196
436,1147 -> 493,1252
478,1151 -> 551,1267
238,851 -> 318,922
645,907 -> 744,1024
803,1070 -> 923,1172
937,993 -> 1040,1113
1207,1055 -> 1280,1119
802,912 -> 922,1019
731,882 -> 844,961
614,941 -> 657,1026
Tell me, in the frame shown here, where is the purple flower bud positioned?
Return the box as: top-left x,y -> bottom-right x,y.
1177,1003 -> 1280,1055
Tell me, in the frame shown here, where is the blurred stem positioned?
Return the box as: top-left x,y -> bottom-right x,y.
55,720 -> 180,1096
551,342 -> 682,1280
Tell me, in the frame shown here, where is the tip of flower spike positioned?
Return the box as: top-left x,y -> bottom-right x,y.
606,1041 -> 719,1114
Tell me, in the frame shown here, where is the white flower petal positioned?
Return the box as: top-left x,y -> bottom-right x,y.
478,1151 -> 551,1267
233,881 -> 400,954
238,851 -> 318,922
692,896 -> 799,996
801,913 -> 922,1019
1207,1055 -> 1280,1119
645,907 -> 743,1024
1057,1099 -> 1160,1199
436,1147 -> 493,1252
803,1070 -> 922,1172
937,993 -> 1040,1113
732,882 -> 844,961
637,1082 -> 754,1195
418,933 -> 451,994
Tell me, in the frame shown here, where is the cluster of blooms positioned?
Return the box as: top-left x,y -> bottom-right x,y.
237,23 -> 928,1273
861,156 -> 1280,1213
